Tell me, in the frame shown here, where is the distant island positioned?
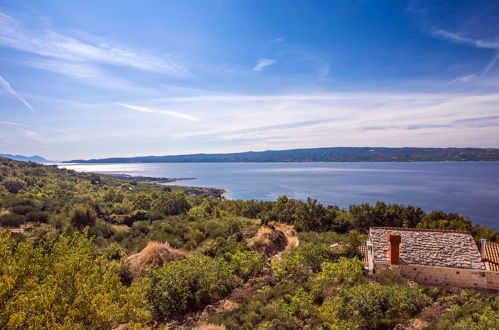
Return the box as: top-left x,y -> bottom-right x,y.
0,153 -> 51,163
65,147 -> 499,163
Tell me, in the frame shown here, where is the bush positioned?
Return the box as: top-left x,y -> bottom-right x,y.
70,204 -> 97,228
147,255 -> 235,320
226,250 -> 265,280
3,177 -> 27,193
0,231 -> 149,328
11,205 -> 34,215
427,293 -> 498,329
317,257 -> 365,286
318,283 -> 429,329
272,243 -> 343,282
464,303 -> 499,329
377,269 -> 408,285
25,211 -> 49,223
0,213 -> 25,227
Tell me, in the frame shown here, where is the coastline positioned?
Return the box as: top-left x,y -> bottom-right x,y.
98,172 -> 227,199
100,173 -> 195,184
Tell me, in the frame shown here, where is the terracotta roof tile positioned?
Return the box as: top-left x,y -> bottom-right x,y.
369,227 -> 485,270
478,241 -> 499,272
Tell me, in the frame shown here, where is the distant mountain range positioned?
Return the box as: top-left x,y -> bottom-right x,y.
0,154 -> 51,163
65,147 -> 499,163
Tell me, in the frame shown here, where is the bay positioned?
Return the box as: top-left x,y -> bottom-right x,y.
59,162 -> 499,229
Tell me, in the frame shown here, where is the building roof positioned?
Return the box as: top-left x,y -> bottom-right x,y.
369,227 -> 486,270
477,241 -> 499,271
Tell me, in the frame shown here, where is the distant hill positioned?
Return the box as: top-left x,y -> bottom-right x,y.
66,147 -> 499,163
0,154 -> 51,163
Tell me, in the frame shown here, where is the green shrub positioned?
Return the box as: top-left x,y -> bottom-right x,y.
318,283 -> 429,329
377,269 -> 408,285
70,204 -> 97,228
317,257 -> 365,286
464,304 -> 499,329
0,231 -> 149,328
11,205 -> 34,215
272,243 -> 343,282
427,293 -> 498,329
2,177 -> 27,193
146,254 -> 235,320
227,250 -> 265,280
0,213 -> 25,227
25,211 -> 49,223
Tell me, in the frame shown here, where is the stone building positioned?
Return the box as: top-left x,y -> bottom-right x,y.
365,227 -> 499,291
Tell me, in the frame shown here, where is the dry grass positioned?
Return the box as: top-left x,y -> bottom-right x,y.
247,226 -> 288,258
111,224 -> 130,232
269,222 -> 299,253
128,241 -> 185,277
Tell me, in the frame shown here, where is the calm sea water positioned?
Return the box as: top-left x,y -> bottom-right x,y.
59,162 -> 499,229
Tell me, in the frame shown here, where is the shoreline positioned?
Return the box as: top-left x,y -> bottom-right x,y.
100,173 -> 195,184
98,173 -> 227,199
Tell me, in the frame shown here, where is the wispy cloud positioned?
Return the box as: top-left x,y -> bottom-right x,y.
253,58 -> 276,71
450,74 -> 477,83
21,58 -> 155,92
24,59 -> 103,79
0,74 -> 36,113
116,103 -> 200,121
158,91 -> 499,149
433,30 -> 499,50
0,12 -> 189,76
434,30 -> 499,83
39,124 -> 67,133
270,37 -> 284,44
482,51 -> 499,75
0,120 -> 27,127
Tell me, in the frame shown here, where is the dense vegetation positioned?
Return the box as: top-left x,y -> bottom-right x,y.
0,156 -> 497,329
66,146 -> 499,163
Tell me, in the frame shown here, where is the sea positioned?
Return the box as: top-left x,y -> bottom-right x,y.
59,162 -> 499,230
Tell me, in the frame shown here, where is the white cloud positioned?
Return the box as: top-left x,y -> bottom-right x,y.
433,29 -> 499,49
39,124 -> 67,133
270,37 -> 284,44
0,74 -> 36,113
253,58 -> 276,71
434,30 -> 499,82
21,58 -> 155,92
0,120 -> 27,127
116,103 -> 200,121
450,74 -> 477,83
0,12 -> 189,77
157,91 -> 499,149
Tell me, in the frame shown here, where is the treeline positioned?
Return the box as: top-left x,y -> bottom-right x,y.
66,147 -> 499,163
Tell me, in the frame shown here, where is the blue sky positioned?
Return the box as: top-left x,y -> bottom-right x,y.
1,0 -> 499,160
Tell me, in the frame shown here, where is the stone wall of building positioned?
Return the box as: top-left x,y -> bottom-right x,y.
373,263 -> 499,291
